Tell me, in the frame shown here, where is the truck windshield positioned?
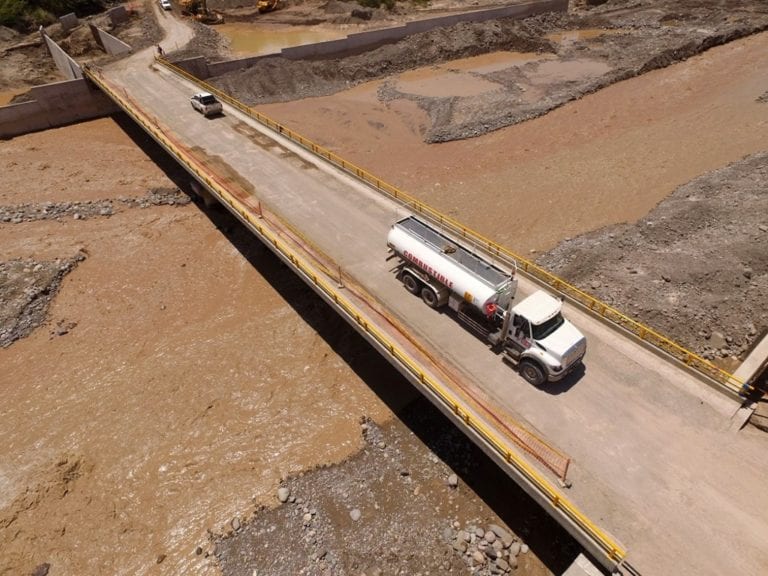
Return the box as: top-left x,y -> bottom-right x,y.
532,313 -> 565,341
200,95 -> 217,104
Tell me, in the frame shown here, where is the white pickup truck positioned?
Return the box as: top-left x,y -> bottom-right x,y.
190,92 -> 223,117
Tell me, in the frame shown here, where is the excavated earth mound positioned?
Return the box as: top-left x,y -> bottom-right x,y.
537,151 -> 768,366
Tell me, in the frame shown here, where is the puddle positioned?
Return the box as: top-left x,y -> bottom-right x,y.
396,67 -> 501,98
546,28 -> 624,44
527,58 -> 611,84
446,51 -> 554,74
216,23 -> 346,55
0,87 -> 29,105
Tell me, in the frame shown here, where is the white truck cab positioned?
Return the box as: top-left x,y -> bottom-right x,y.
504,291 -> 587,385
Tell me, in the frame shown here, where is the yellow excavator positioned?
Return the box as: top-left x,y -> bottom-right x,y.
257,0 -> 279,13
180,0 -> 224,24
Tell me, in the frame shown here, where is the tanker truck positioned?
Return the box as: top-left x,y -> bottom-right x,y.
386,216 -> 586,386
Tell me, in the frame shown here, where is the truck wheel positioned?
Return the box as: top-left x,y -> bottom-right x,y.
402,273 -> 421,295
421,287 -> 439,308
519,360 -> 546,386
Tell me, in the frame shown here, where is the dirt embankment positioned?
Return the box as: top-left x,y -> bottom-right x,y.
538,152 -> 768,365
0,2 -> 163,99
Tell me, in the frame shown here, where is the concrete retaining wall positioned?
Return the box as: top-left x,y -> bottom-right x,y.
284,0 -> 568,59
0,79 -> 119,139
42,31 -> 82,80
178,0 -> 567,80
89,24 -> 132,56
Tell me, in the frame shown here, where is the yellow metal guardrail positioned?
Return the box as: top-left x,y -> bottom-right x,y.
153,55 -> 751,398
83,62 -> 628,568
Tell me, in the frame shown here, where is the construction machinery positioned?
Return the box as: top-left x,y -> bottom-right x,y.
180,0 -> 224,24
257,0 -> 279,13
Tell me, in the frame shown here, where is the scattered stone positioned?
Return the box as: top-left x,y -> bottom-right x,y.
156,554 -> 166,564
277,487 -> 290,503
453,539 -> 468,553
471,550 -> 486,566
509,541 -> 522,557
231,517 -> 240,531
520,543 -> 529,554
31,564 -> 51,576
447,473 -> 458,488
349,508 -> 362,522
484,530 -> 497,544
709,331 -> 727,349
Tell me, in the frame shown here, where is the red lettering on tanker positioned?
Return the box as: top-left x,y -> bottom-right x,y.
402,250 -> 454,289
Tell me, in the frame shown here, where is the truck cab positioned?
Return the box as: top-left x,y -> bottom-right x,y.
503,291 -> 586,385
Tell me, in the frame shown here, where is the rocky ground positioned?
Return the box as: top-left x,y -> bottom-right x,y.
216,407 -> 578,576
537,152 -> 768,368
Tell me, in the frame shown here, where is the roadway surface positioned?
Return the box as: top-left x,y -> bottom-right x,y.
96,20 -> 768,576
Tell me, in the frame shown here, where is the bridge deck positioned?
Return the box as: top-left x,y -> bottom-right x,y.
93,55 -> 768,576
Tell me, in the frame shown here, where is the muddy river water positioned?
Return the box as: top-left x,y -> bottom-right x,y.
216,23 -> 346,55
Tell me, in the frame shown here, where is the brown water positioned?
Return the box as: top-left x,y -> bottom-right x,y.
0,87 -> 28,105
216,23 -> 346,55
396,66 -> 502,98
546,28 -> 625,44
527,58 -> 612,84
447,51 -> 554,74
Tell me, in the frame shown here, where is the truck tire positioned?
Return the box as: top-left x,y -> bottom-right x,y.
421,286 -> 439,308
519,360 -> 546,386
402,272 -> 421,295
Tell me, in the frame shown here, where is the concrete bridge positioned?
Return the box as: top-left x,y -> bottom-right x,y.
6,6 -> 768,575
